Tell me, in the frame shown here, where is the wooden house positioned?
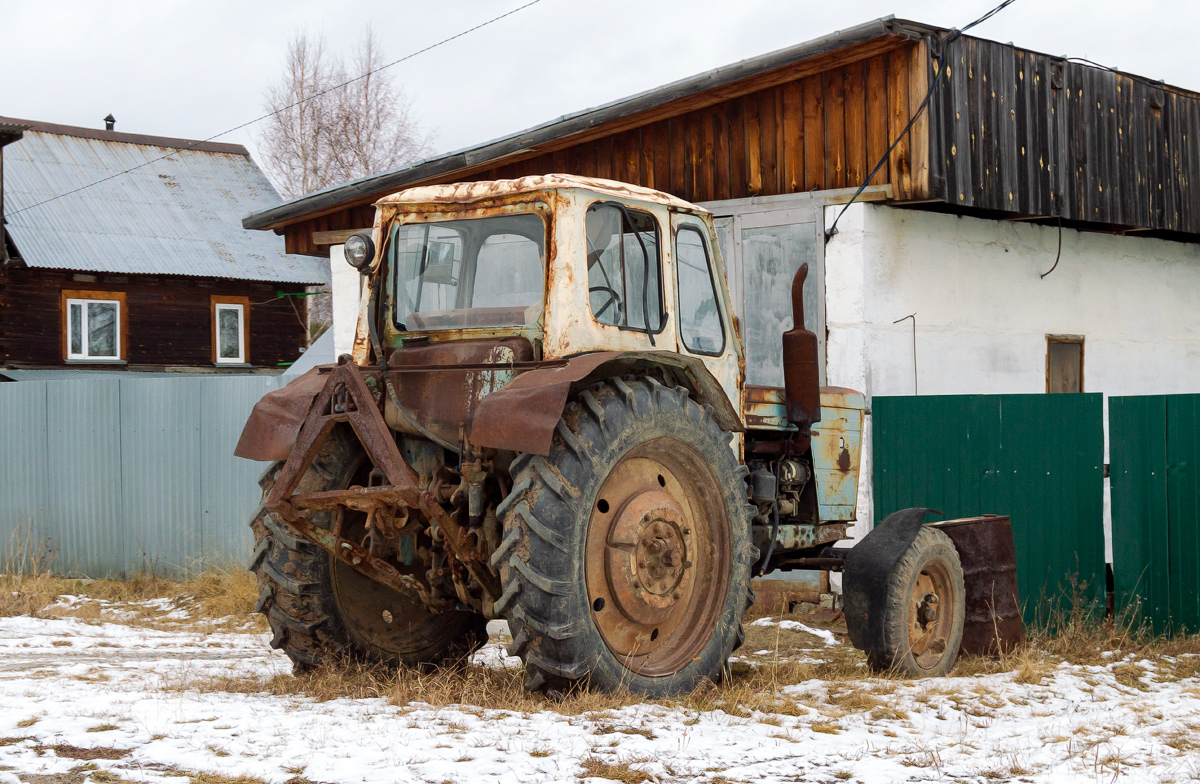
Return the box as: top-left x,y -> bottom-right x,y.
0,118 -> 328,375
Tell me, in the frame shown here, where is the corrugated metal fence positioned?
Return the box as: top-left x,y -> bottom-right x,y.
873,394 -> 1107,624
1110,394 -> 1200,634
0,376 -> 278,577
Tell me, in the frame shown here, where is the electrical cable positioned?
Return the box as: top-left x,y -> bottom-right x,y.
825,0 -> 1019,242
1040,217 -> 1063,278
7,0 -> 547,218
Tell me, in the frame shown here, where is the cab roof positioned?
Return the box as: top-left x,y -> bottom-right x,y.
374,174 -> 704,213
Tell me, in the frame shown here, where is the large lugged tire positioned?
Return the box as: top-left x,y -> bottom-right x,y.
865,527 -> 966,677
495,377 -> 756,696
248,427 -> 487,671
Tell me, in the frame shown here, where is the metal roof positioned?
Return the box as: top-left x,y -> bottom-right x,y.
2,118 -> 329,283
244,16 -> 918,231
279,327 -> 333,382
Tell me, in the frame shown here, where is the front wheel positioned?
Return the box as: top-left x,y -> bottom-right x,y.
494,377 -> 756,696
865,527 -> 966,676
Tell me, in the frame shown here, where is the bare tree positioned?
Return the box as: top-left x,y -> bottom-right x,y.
258,26 -> 432,198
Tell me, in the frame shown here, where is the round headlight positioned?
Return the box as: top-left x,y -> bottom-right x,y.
344,232 -> 375,271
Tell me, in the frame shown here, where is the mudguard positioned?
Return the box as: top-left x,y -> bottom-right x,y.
842,507 -> 937,653
234,367 -> 329,461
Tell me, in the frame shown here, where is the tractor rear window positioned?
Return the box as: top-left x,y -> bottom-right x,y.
389,213 -> 545,331
585,203 -> 664,333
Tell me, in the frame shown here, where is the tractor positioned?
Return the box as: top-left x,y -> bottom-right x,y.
236,174 -> 967,695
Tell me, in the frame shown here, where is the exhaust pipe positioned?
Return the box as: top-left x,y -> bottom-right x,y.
781,263 -> 821,444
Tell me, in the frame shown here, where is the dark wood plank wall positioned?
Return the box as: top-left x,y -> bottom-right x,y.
282,40 -> 929,255
467,46 -> 927,202
929,35 -> 1200,232
0,268 -> 307,368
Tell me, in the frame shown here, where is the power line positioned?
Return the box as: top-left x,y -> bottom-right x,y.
8,0 -> 546,218
824,0 -> 1019,242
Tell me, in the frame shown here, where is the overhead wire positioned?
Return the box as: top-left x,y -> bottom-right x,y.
824,0 -> 1019,242
7,0 -> 546,218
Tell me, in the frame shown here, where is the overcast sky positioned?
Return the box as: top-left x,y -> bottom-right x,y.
4,0 -> 1197,197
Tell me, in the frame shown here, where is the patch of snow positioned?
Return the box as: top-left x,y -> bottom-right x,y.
0,615 -> 1198,783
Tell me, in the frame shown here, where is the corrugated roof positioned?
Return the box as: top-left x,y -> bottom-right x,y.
279,327 -> 334,382
1,119 -> 329,283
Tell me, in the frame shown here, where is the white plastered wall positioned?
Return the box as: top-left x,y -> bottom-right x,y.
825,202 -> 1200,558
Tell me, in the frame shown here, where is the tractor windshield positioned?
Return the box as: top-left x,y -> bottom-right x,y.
389,213 -> 545,332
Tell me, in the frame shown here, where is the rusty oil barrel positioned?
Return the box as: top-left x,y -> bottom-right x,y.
931,515 -> 1024,656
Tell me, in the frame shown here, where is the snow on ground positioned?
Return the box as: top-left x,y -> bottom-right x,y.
0,604 -> 1198,783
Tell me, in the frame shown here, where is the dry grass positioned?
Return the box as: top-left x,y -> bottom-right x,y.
2,521 -> 260,627
578,756 -> 655,782
0,557 -> 261,632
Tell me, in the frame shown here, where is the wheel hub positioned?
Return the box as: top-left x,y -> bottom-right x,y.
909,568 -> 953,666
584,446 -> 730,676
605,493 -> 694,628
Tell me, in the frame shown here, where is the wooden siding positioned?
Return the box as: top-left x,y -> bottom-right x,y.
282,39 -> 929,255
0,268 -> 307,369
929,35 -> 1200,232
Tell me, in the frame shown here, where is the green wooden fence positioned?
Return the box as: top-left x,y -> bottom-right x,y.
1110,395 -> 1200,634
873,394 -> 1106,623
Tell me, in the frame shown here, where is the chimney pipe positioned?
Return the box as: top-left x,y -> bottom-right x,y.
781,262 -> 822,449
104,114 -> 115,131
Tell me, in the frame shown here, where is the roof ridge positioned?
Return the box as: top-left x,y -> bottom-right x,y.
0,116 -> 249,156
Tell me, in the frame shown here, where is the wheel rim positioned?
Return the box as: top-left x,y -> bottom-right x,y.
907,559 -> 957,670
328,463 -> 450,658
584,438 -> 731,677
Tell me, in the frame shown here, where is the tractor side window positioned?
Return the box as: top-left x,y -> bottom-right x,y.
585,203 -> 664,332
675,226 -> 725,356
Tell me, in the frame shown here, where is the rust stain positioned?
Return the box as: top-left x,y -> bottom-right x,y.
374,174 -> 703,213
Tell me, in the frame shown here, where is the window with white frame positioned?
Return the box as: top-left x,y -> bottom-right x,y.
214,303 -> 246,364
66,298 -> 121,360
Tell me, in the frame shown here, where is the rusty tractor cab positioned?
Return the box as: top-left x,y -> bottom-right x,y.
237,174 -> 970,694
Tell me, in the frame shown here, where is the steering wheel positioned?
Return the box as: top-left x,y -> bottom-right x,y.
588,285 -> 623,321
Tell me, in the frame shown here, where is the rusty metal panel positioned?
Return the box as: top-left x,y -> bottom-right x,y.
873,394 -> 1105,625
743,385 -> 789,429
812,397 -> 864,522
931,515 -> 1024,655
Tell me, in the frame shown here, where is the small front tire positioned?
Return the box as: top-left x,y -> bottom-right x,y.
866,526 -> 965,677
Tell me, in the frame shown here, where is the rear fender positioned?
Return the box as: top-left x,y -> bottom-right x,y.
234,367 -> 330,462
468,350 -> 742,456
842,507 -> 937,653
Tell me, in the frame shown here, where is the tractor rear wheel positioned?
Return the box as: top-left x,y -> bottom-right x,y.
865,527 -> 965,677
248,428 -> 486,671
495,377 -> 756,696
